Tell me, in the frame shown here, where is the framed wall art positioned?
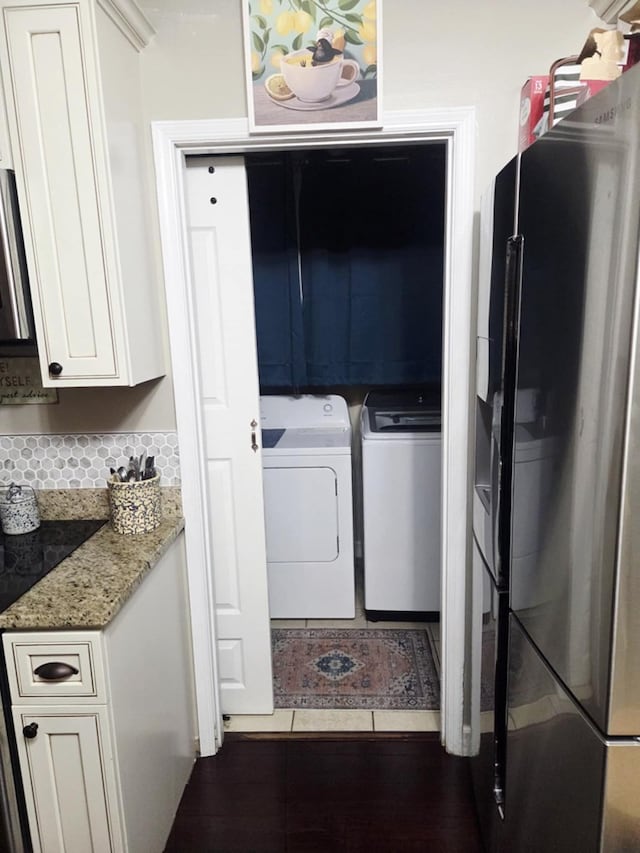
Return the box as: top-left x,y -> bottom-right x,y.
243,0 -> 382,133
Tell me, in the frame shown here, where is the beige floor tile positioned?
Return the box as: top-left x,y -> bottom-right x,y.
292,709 -> 374,731
306,614 -> 368,628
270,619 -> 307,628
373,710 -> 440,732
366,620 -> 431,630
223,710 -> 293,732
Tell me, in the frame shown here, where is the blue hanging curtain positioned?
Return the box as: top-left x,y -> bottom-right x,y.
247,145 -> 446,390
298,146 -> 446,387
246,154 -> 306,389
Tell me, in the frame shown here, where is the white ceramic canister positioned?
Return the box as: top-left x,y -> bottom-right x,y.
0,483 -> 41,535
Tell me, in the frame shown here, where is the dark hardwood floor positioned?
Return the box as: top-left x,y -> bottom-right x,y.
164,733 -> 484,852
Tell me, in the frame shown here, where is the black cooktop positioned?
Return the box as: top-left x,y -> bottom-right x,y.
0,519 -> 106,613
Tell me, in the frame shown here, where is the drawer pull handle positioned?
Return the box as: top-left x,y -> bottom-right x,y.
34,662 -> 79,681
23,723 -> 38,739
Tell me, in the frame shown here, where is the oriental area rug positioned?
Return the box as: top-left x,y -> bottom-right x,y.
271,628 -> 440,711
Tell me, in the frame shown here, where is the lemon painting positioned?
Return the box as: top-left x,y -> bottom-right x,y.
244,0 -> 381,132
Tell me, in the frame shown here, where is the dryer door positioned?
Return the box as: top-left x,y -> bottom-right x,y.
263,466 -> 339,563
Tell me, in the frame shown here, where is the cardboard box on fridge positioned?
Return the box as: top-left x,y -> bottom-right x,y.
518,75 -> 549,152
533,77 -> 611,142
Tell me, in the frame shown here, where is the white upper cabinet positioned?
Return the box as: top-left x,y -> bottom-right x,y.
0,0 -> 165,386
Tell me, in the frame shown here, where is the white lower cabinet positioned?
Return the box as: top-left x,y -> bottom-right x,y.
3,534 -> 196,852
12,708 -> 121,852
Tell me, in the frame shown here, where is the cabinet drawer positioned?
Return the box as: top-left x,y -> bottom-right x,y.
3,634 -> 106,703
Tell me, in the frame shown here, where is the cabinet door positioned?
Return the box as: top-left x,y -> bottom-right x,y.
13,708 -> 122,853
1,3 -> 122,383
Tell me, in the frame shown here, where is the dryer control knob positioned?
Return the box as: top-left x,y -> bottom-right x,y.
323,403 -> 333,413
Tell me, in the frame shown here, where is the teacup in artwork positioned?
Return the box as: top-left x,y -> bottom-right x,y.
278,44 -> 360,103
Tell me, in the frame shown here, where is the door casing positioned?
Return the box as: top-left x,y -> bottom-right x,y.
152,108 -> 476,756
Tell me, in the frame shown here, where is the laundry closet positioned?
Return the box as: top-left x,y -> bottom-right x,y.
244,143 -> 447,624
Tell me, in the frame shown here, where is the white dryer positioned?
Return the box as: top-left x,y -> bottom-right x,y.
260,395 -> 355,619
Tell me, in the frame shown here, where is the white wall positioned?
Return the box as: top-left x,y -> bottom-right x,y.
3,0 -> 600,437
1,380 -> 176,434
140,0 -> 246,121
139,0 -> 600,196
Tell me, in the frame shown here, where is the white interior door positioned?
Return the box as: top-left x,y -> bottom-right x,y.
184,156 -> 273,715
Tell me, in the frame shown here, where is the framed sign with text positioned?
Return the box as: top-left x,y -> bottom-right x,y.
0,358 -> 58,405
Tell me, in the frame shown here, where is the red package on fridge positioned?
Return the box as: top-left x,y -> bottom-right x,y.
518,76 -> 549,152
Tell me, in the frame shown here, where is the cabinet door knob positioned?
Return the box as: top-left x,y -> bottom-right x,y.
34,661 -> 79,681
48,362 -> 63,376
23,723 -> 38,739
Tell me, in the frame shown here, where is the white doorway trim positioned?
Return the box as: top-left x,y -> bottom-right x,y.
152,107 -> 476,757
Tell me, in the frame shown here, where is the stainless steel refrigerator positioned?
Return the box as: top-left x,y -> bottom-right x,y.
472,62 -> 640,852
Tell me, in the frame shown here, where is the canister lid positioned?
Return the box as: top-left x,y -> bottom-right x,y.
0,483 -> 37,505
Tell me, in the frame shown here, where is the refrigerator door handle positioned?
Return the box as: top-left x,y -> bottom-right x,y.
492,234 -> 524,587
490,430 -> 501,578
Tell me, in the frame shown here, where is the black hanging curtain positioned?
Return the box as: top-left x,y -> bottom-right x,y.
247,145 -> 446,390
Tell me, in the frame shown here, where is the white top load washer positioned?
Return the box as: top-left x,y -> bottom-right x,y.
260,395 -> 355,619
361,390 -> 441,616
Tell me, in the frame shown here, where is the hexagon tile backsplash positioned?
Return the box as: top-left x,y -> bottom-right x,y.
1,433 -> 180,488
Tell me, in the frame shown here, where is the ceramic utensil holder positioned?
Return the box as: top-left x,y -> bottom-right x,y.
0,484 -> 40,535
108,474 -> 161,535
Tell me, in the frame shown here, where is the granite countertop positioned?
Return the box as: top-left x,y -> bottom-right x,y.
0,489 -> 184,631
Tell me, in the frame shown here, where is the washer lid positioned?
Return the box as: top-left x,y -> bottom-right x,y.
368,409 -> 441,433
364,388 -> 441,410
364,388 -> 441,433
363,388 -> 441,433
361,406 -> 441,441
